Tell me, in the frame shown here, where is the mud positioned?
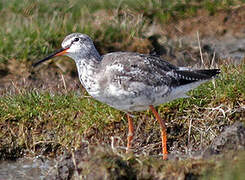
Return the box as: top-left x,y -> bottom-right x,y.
1,122 -> 242,180
52,122 -> 245,179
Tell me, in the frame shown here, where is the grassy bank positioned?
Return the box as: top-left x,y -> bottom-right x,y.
0,61 -> 244,160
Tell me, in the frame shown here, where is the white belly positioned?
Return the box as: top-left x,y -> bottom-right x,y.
89,80 -> 208,112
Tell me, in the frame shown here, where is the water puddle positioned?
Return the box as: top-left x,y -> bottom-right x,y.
0,157 -> 56,180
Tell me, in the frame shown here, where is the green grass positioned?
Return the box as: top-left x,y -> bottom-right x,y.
0,0 -> 244,64
0,61 -> 244,159
0,91 -> 123,157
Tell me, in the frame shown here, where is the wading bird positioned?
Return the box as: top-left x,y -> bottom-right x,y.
33,33 -> 220,159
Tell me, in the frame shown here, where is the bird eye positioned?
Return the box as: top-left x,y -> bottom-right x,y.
74,37 -> 79,42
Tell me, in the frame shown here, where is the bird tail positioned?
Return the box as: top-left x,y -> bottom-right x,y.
191,69 -> 221,78
173,69 -> 220,86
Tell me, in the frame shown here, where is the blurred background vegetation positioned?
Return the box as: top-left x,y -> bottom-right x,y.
0,0 -> 244,64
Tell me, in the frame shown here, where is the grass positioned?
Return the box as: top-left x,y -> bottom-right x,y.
0,0 -> 244,64
0,91 -> 123,158
0,61 -> 244,160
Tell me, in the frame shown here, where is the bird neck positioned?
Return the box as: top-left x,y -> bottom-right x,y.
74,52 -> 102,93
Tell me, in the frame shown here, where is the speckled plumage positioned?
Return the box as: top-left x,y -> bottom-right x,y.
34,33 -> 220,112
33,33 -> 220,159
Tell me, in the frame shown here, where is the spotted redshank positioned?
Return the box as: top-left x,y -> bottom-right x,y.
33,33 -> 220,160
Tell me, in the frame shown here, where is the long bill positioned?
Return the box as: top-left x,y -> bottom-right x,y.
32,47 -> 69,67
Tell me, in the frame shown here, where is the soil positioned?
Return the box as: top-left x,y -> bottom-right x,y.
0,122 -> 244,179
52,122 -> 245,179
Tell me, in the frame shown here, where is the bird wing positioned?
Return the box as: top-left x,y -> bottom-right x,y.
101,52 -> 177,88
101,52 -> 220,91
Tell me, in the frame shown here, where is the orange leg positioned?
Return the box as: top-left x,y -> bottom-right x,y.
126,114 -> 134,153
149,105 -> 168,160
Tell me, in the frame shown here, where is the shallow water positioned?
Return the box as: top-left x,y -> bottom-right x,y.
0,157 -> 56,180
